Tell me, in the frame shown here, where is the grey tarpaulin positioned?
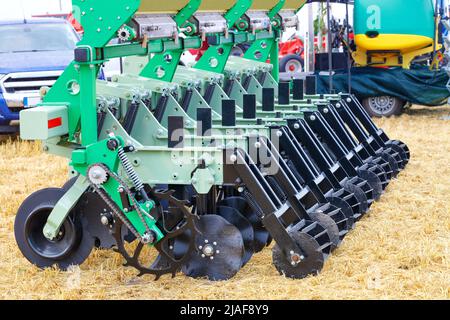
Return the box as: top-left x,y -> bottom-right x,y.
316,65 -> 450,106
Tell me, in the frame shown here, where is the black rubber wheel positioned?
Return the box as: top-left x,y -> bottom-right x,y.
14,188 -> 94,270
272,231 -> 324,279
362,96 -> 406,118
279,54 -> 304,73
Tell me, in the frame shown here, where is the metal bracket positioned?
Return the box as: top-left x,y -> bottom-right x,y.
43,175 -> 90,240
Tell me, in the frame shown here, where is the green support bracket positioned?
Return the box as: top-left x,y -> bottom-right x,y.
268,0 -> 286,19
140,50 -> 184,82
243,0 -> 288,81
43,0 -> 143,142
43,175 -> 90,240
174,0 -> 202,27
224,0 -> 254,29
73,0 -> 141,48
194,0 -> 254,73
139,0 -> 202,82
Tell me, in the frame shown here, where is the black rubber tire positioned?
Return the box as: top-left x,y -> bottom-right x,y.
14,188 -> 94,270
279,54 -> 304,73
362,96 -> 406,118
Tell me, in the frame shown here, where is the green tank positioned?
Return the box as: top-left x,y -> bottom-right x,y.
354,0 -> 435,52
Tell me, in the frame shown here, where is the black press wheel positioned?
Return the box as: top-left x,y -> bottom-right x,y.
272,231 -> 324,279
14,188 -> 94,270
280,54 -> 304,73
362,96 -> 406,118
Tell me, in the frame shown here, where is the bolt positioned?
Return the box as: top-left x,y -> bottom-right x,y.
294,123 -> 300,129
230,154 -> 237,163
201,254 -> 206,258
210,256 -> 214,260
336,103 -> 341,108
216,250 -> 220,254
100,215 -> 109,226
310,115 -> 316,121
202,244 -> 215,257
346,98 -> 352,103
213,242 -> 217,246
254,142 -> 261,148
323,108 -> 329,114
276,131 -> 283,137
237,187 -> 244,193
204,239 -> 209,244
198,245 -> 203,250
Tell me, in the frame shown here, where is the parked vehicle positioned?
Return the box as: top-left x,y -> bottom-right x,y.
0,18 -> 79,135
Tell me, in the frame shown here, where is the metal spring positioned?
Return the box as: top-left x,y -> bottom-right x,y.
117,147 -> 144,192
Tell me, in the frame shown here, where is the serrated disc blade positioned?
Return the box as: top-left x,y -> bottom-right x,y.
217,206 -> 254,266
219,196 -> 270,253
182,215 -> 244,281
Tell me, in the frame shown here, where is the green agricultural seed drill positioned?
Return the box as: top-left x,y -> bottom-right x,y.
15,0 -> 409,281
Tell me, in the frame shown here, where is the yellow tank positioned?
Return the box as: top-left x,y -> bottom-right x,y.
353,0 -> 438,68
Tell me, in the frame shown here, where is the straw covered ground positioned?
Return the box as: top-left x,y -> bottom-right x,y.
0,105 -> 449,300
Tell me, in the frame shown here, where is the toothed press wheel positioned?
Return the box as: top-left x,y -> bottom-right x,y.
272,231 -> 324,279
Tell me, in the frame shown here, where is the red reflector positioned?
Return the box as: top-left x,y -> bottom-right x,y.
48,117 -> 62,129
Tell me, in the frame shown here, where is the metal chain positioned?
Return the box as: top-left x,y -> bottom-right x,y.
87,163 -> 153,243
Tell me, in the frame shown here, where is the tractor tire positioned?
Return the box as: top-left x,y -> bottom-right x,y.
362,96 -> 406,118
280,54 -> 304,73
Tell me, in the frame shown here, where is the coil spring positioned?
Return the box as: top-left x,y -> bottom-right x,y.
117,147 -> 145,192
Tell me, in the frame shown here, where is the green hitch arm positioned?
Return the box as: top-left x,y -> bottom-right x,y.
194,0 -> 254,74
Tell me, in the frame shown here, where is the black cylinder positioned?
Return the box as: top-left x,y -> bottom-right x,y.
278,82 -> 290,105
305,75 -> 317,95
293,79 -> 304,100
243,94 -> 257,119
262,88 -> 275,112
222,99 -> 236,127
197,108 -> 212,136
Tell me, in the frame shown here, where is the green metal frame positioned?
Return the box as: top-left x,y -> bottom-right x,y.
194,0 -> 254,73
140,0 -> 202,81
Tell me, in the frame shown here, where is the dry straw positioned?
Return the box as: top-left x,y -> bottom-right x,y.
0,105 -> 448,300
